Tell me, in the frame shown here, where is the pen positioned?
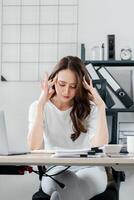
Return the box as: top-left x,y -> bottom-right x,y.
80,154 -> 102,158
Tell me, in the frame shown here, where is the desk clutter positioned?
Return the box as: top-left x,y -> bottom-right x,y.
31,145 -> 134,158
51,148 -> 102,158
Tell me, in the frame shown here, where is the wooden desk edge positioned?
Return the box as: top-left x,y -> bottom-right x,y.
0,153 -> 134,166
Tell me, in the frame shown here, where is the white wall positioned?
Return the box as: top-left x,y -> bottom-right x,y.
0,173 -> 39,200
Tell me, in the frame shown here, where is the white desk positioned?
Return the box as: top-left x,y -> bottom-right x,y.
0,153 -> 134,166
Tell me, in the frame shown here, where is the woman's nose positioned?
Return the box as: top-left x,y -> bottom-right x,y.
63,86 -> 70,95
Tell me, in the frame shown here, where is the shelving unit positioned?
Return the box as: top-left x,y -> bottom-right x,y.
81,43 -> 134,143
86,60 -> 134,144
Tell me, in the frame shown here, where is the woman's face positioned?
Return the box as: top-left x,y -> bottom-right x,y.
54,69 -> 77,104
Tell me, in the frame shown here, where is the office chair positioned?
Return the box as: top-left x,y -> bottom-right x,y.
32,164 -> 125,200
32,79 -> 125,200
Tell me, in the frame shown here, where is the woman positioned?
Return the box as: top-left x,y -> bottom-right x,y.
28,56 -> 109,200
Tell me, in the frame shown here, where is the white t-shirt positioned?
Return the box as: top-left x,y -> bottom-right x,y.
29,100 -> 98,150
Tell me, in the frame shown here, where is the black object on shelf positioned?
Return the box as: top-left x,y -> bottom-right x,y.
81,43 -> 85,62
1,75 -> 7,81
107,34 -> 115,60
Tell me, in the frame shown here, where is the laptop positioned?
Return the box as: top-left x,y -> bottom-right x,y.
0,110 -> 29,155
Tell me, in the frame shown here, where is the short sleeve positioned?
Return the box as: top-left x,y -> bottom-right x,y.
86,103 -> 98,140
28,101 -> 38,131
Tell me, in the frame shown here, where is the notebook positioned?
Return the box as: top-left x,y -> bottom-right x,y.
0,110 -> 29,155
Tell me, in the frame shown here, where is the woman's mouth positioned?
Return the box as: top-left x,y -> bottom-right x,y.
63,95 -> 70,99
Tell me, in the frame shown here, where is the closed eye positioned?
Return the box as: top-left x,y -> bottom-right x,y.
59,83 -> 66,87
58,81 -> 76,88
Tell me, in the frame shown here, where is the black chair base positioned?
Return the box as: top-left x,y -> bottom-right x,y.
90,186 -> 118,200
32,188 -> 50,200
32,186 -> 118,200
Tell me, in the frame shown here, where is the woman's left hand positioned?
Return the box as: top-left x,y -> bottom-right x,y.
83,77 -> 105,107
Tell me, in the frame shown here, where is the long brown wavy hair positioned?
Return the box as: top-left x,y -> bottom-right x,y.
49,56 -> 92,141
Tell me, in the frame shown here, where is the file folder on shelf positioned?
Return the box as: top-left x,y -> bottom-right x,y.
97,67 -> 134,108
92,79 -> 106,102
86,64 -> 115,108
86,63 -> 100,80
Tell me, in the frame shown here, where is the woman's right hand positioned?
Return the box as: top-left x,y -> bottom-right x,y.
38,72 -> 57,106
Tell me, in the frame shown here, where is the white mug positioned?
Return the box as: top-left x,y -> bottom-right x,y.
127,136 -> 134,153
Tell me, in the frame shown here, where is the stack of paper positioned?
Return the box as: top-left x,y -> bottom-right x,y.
31,149 -> 55,154
52,148 -> 91,158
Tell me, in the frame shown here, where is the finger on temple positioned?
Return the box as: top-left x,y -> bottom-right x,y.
43,72 -> 48,81
41,80 -> 43,89
41,75 -> 48,90
83,78 -> 89,88
88,93 -> 94,101
83,76 -> 89,86
89,79 -> 93,87
82,81 -> 88,89
83,75 -> 86,82
41,80 -> 48,91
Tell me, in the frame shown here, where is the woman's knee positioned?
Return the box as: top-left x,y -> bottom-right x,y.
50,191 -> 61,200
41,176 -> 58,196
76,167 -> 107,198
41,169 -> 79,196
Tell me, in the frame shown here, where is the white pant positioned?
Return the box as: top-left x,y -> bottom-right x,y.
41,166 -> 107,200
